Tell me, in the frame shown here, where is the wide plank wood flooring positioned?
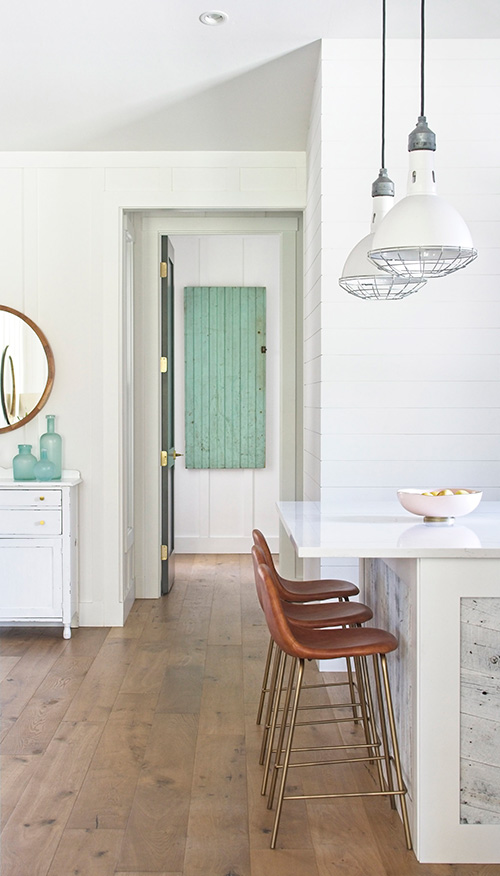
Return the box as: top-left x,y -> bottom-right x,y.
1,554 -> 499,876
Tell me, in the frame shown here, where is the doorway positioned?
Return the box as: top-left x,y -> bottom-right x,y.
160,235 -> 176,593
131,212 -> 303,599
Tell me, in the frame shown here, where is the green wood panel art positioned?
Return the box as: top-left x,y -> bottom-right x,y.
184,286 -> 266,468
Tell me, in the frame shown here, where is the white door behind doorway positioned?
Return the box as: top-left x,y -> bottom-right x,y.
170,233 -> 281,553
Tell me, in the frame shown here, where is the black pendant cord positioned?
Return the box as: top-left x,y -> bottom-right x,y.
420,0 -> 425,117
381,0 -> 386,169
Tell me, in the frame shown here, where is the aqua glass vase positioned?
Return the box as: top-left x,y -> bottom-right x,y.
34,448 -> 57,482
40,414 -> 62,479
13,444 -> 37,481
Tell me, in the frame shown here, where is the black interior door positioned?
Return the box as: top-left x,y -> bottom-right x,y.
161,236 -> 175,594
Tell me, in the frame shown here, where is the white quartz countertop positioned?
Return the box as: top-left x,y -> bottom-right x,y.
277,500 -> 500,558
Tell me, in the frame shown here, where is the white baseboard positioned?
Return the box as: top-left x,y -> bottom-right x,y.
123,580 -> 135,622
175,536 -> 279,554
78,601 -> 127,627
319,658 -> 346,671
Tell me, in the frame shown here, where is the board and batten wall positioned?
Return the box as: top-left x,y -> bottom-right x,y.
135,230 -> 282,559
304,38 -> 500,585
0,153 -> 306,623
171,235 -> 281,553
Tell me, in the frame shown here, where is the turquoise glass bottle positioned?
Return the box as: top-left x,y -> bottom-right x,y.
34,448 -> 57,481
40,414 -> 62,479
13,444 -> 37,480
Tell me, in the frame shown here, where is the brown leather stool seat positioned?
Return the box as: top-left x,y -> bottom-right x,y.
253,529 -> 359,601
251,544 -> 373,779
252,530 -> 362,730
255,561 -> 412,851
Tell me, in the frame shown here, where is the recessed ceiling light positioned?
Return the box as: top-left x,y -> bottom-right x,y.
199,10 -> 228,25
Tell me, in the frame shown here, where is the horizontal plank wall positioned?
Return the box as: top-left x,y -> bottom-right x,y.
307,39 -> 500,590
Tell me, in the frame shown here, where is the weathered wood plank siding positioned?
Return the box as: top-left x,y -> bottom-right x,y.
184,286 -> 266,469
364,559 -> 414,799
461,597 -> 500,825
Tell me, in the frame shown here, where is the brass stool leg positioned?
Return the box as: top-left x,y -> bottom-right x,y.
270,657 -> 305,849
259,644 -> 282,765
256,635 -> 275,725
352,655 -> 373,751
359,655 -> 387,792
267,656 -> 297,809
261,650 -> 287,796
353,655 -> 385,794
372,653 -> 396,808
345,653 -> 360,722
379,654 -> 412,850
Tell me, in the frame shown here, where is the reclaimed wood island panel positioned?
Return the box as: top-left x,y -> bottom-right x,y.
278,499 -> 500,864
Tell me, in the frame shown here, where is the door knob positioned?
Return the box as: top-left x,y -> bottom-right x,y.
171,450 -> 184,459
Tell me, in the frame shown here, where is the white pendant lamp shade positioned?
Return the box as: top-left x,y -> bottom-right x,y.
339,188 -> 426,299
338,0 -> 427,300
369,123 -> 477,279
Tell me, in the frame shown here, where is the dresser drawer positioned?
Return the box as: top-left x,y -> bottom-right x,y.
0,489 -> 62,509
0,509 -> 62,535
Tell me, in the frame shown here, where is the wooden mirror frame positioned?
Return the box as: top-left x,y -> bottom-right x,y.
0,305 -> 55,434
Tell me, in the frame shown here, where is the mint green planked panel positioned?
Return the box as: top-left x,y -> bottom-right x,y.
184,286 -> 266,469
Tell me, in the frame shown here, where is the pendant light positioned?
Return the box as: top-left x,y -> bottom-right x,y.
368,0 -> 477,280
339,0 -> 426,299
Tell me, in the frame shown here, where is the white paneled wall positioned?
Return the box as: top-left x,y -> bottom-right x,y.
0,152 -> 305,621
170,234 -> 281,553
305,38 -> 500,584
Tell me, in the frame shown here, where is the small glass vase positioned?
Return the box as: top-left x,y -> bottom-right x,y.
40,414 -> 62,479
13,444 -> 37,481
34,448 -> 57,482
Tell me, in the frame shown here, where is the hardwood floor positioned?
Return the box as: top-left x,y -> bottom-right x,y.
1,553 -> 498,876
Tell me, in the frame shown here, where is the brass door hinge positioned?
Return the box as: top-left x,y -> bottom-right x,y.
160,261 -> 168,279
161,544 -> 168,561
161,450 -> 168,466
160,356 -> 167,373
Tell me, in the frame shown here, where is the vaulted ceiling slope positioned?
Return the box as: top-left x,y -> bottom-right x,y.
2,0 -> 499,151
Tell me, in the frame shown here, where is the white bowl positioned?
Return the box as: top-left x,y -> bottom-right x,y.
397,488 -> 482,521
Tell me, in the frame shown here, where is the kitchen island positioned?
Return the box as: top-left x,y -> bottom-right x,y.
278,499 -> 500,864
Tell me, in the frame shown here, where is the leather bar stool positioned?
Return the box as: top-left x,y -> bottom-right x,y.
251,544 -> 373,788
253,529 -> 359,602
252,529 -> 361,728
256,561 -> 412,852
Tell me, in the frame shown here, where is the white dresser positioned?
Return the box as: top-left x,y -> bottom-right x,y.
0,469 -> 81,638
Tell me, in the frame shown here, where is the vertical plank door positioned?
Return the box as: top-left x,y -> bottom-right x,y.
184,286 -> 266,469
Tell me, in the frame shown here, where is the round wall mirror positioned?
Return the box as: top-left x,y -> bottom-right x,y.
0,305 -> 55,434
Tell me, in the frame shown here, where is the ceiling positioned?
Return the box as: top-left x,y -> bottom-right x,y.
2,0 -> 499,151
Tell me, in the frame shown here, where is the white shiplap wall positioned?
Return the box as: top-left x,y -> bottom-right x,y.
0,151 -> 306,623
306,39 -> 500,581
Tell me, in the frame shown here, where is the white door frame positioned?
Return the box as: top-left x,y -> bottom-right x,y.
131,212 -> 303,597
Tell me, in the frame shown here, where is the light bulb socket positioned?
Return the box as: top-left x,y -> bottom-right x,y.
408,116 -> 436,152
372,168 -> 395,198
